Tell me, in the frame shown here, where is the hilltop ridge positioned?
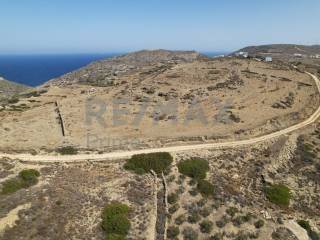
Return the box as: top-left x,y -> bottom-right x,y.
45,49 -> 208,86
0,76 -> 32,101
236,44 -> 320,56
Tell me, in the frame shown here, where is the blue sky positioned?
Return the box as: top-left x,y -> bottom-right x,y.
1,0 -> 319,54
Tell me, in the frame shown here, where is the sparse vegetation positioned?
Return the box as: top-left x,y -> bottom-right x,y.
199,220 -> 213,233
8,97 -> 19,104
168,193 -> 179,204
254,219 -> 265,229
56,146 -> 78,155
101,203 -> 131,239
124,152 -> 173,174
175,214 -> 186,225
197,180 -> 214,197
188,212 -> 201,223
297,220 -> 320,240
265,184 -> 291,207
167,226 -> 180,239
178,158 -> 209,179
226,207 -> 238,217
1,169 -> 40,195
182,227 -> 198,240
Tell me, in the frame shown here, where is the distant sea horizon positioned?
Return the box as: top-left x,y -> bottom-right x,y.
0,51 -> 228,87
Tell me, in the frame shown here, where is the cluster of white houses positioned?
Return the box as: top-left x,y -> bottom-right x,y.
235,51 -> 273,62
235,51 -> 320,61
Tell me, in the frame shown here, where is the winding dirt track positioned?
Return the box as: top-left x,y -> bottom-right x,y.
1,72 -> 320,163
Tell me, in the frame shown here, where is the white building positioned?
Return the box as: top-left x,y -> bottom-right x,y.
294,53 -> 303,58
265,57 -> 273,62
236,51 -> 249,58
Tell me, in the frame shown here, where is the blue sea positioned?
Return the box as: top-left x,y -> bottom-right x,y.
0,54 -> 120,87
0,52 -> 226,87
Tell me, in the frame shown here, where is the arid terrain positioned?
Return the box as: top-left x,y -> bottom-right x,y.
0,47 -> 320,240
0,50 -> 318,153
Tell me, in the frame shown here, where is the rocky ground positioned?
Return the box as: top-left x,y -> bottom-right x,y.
0,120 -> 319,239
0,160 -> 155,240
0,51 -> 318,153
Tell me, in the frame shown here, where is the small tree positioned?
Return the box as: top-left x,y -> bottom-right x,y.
178,158 -> 209,179
197,180 -> 214,197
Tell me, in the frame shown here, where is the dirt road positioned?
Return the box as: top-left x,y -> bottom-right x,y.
1,71 -> 319,163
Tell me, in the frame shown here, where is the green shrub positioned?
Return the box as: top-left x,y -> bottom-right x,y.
168,193 -> 179,204
197,180 -> 214,197
124,152 -> 173,175
178,158 -> 209,179
216,216 -> 229,228
189,189 -> 198,196
167,226 -> 180,239
297,220 -> 320,240
105,234 -> 126,240
226,207 -> 238,217
182,227 -> 198,240
232,214 -> 252,227
297,220 -> 311,232
1,169 -> 40,195
8,97 -> 19,104
1,179 -> 24,195
254,219 -> 265,229
169,204 -> 180,214
188,212 -> 201,223
199,207 -> 211,218
175,214 -> 186,225
56,146 -> 78,155
209,233 -> 224,240
103,215 -> 130,235
101,203 -> 131,238
19,169 -> 40,186
200,220 -> 213,233
265,184 -> 291,207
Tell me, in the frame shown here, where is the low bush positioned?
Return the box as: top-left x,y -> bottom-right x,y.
19,169 -> 40,186
169,204 -> 179,214
1,169 -> 40,195
124,152 -> 173,175
188,212 -> 201,223
178,158 -> 209,179
297,220 -> 320,240
168,193 -> 179,204
197,180 -> 214,197
56,146 -> 78,155
105,234 -> 126,240
8,97 -> 19,104
200,220 -> 213,233
254,219 -> 265,229
167,226 -> 180,239
216,215 -> 229,228
182,227 -> 198,240
297,220 -> 311,232
265,184 -> 291,207
199,207 -> 211,218
175,214 -> 186,225
226,207 -> 238,217
209,233 -> 224,240
232,214 -> 252,227
101,203 -> 131,239
1,179 -> 24,195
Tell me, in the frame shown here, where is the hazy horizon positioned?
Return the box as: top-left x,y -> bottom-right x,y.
1,0 -> 319,54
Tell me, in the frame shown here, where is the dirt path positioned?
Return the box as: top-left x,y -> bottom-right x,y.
0,71 -> 320,163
